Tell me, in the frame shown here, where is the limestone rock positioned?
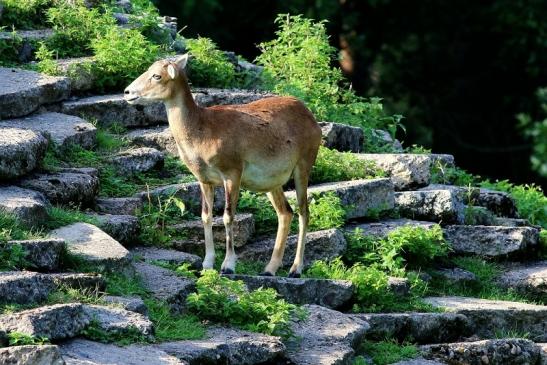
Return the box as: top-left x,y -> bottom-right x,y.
391,359 -> 445,365
131,247 -> 202,270
345,219 -> 437,237
286,178 -> 395,220
443,225 -> 539,257
359,312 -> 472,344
103,296 -> 147,315
90,213 -> 139,245
395,189 -> 466,224
421,338 -> 542,365
82,304 -> 153,338
0,345 -> 65,365
157,326 -> 284,365
125,126 -> 178,156
434,268 -> 478,284
170,213 -> 255,253
0,303 -> 88,340
6,238 -> 65,271
0,186 -> 50,226
286,304 -> 369,365
0,68 -> 69,119
0,113 -> 96,150
55,57 -> 97,92
363,129 -> 404,152
424,296 -> 547,341
497,261 -> 547,298
238,229 -> 347,269
19,171 -> 99,206
319,122 -> 364,153
111,147 -> 164,174
61,338 -> 186,365
418,183 -> 480,203
388,277 -> 410,297
227,274 -> 353,309
50,223 -> 131,270
494,218 -> 532,227
94,197 -> 143,215
133,261 -> 195,314
0,127 -> 47,179
478,188 -> 518,217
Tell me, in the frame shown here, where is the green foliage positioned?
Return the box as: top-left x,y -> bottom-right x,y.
311,147 -> 385,184
359,341 -> 419,365
44,206 -> 99,230
187,270 -> 302,338
145,299 -> 206,341
104,272 -> 148,297
517,87 -> 547,178
0,30 -> 23,66
151,261 -> 198,279
430,163 -> 478,186
48,286 -> 103,305
256,14 -> 402,131
7,332 -> 49,346
405,144 -> 431,154
0,0 -> 52,29
308,192 -> 345,231
138,194 -> 188,246
81,320 -> 149,345
237,191 -> 278,235
35,42 -> 61,75
0,212 -> 34,243
0,243 -> 28,271
186,37 -> 236,88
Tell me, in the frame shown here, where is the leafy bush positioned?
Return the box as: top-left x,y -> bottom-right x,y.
187,270 -> 302,338
310,147 -> 385,184
0,0 -> 52,29
138,194 -> 188,247
430,163 -> 478,186
256,14 -> 402,132
0,30 -> 23,66
517,87 -> 547,178
308,192 -> 345,231
7,332 -> 49,346
186,37 -> 236,88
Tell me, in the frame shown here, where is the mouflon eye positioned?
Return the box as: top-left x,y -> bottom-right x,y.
152,74 -> 162,80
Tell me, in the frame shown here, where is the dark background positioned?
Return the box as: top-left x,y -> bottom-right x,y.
153,0 -> 547,187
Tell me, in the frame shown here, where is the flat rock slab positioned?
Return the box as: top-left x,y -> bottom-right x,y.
357,312 -> 472,344
227,274 -> 353,309
497,261 -> 547,298
126,126 -> 178,156
421,338 -> 542,365
286,304 -> 369,365
424,296 -> 547,341
89,213 -> 139,245
238,228 -> 347,269
395,189 -> 466,224
133,261 -> 195,314
112,147 -> 164,175
0,127 -> 48,180
0,345 -> 65,365
0,303 -> 89,340
358,153 -> 455,190
55,56 -> 97,92
286,178 -> 395,220
157,327 -> 285,365
0,68 -> 70,119
82,304 -> 153,338
0,113 -> 96,150
319,122 -> 364,153
6,238 -> 65,271
103,295 -> 147,315
61,338 -> 187,365
19,170 -> 99,207
443,225 -> 539,257
479,188 -> 518,217
0,186 -> 50,226
94,197 -> 143,215
61,89 -> 273,128
364,129 -> 404,152
170,213 -> 255,252
391,359 -> 445,365
345,218 -> 437,237
434,267 -> 478,284
0,271 -> 104,305
131,247 -> 202,270
50,223 -> 131,270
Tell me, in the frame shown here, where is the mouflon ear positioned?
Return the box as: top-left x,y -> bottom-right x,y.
175,53 -> 189,70
167,64 -> 177,79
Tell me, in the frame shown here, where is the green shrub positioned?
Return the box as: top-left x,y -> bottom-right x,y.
137,194 -> 188,247
7,332 -> 49,346
311,146 -> 385,184
186,37 -> 236,88
430,163 -> 478,186
517,87 -> 547,178
187,270 -> 302,338
145,299 -> 206,341
256,14 -> 402,131
0,30 -> 23,66
308,192 -> 345,231
1,0 -> 52,29
359,341 -> 419,365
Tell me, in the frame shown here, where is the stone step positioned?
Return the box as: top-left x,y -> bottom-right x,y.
365,129 -> 405,152
170,213 -> 255,253
5,238 -> 65,271
285,178 -> 395,220
0,271 -> 104,305
82,304 -> 153,339
285,304 -> 369,365
345,218 -> 437,237
18,170 -> 99,207
0,345 -> 65,365
0,112 -> 96,150
54,56 -> 97,92
424,296 -> 547,342
103,295 -> 147,315
226,274 -> 353,309
0,127 -> 47,179
0,186 -> 50,226
88,213 -> 139,245
0,68 -> 69,119
60,338 -> 187,365
444,225 -> 539,258
0,29 -> 54,63
420,338 -> 542,365
357,312 -> 472,344
133,261 -> 195,314
357,153 -> 455,190
395,189 -> 466,224
319,122 -> 364,153
157,327 -> 285,365
497,261 -> 547,299
111,147 -> 164,175
49,223 -> 132,271
126,126 -> 178,156
238,228 -> 347,269
60,89 -> 274,128
94,197 -> 143,216
130,247 -> 202,270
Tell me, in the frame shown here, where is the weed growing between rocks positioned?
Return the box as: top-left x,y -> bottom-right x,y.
145,299 -> 205,341
7,332 -> 49,346
44,206 -> 99,230
354,340 -> 419,365
81,320 -> 149,346
150,261 -> 198,279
